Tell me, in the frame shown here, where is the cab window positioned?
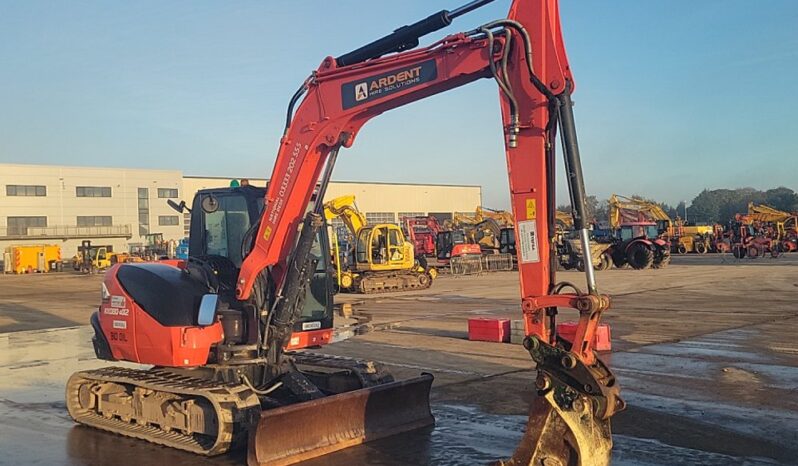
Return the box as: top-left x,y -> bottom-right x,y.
309,230 -> 328,272
387,228 -> 404,261
204,195 -> 250,266
371,227 -> 388,264
620,227 -> 633,241
356,228 -> 370,263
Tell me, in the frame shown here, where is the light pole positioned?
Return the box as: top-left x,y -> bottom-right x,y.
683,202 -> 688,223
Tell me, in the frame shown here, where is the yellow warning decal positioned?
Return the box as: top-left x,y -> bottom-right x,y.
526,199 -> 537,220
262,226 -> 272,241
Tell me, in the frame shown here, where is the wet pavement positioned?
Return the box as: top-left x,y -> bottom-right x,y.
1,255 -> 797,465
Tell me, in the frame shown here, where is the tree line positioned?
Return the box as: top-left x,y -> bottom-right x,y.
557,186 -> 798,226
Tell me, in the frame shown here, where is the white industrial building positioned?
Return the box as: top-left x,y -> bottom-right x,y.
1,163 -> 482,259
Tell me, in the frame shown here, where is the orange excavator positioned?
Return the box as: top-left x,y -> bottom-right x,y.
66,1 -> 622,465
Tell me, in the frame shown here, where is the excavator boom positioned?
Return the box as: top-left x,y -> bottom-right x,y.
748,202 -> 793,222
235,0 -> 622,464
323,194 -> 368,234
609,194 -> 672,230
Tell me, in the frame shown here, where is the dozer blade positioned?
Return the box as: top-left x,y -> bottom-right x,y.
247,373 -> 434,466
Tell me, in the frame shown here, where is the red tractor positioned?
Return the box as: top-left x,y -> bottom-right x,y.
607,222 -> 671,269
711,224 -> 733,253
729,217 -> 780,259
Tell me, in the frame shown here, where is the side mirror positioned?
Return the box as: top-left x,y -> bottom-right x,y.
197,294 -> 219,326
168,199 -> 190,214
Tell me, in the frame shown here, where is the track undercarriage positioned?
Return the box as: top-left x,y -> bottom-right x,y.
353,269 -> 434,294
66,352 -> 433,462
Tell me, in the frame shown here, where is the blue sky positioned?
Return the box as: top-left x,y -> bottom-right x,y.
1,0 -> 796,208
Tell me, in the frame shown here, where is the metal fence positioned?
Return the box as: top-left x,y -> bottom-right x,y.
449,253 -> 514,275
482,253 -> 514,272
450,255 -> 483,275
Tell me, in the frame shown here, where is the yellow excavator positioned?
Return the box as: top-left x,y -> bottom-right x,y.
323,194 -> 436,293
475,206 -> 515,227
555,210 -> 574,231
748,202 -> 797,238
747,202 -> 798,252
452,206 -> 514,253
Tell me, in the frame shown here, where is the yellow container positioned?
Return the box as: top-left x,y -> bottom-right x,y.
5,244 -> 61,274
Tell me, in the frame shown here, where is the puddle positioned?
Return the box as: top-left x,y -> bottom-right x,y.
2,325 -> 796,465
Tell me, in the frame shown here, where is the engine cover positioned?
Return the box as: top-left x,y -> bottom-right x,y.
97,263 -> 223,367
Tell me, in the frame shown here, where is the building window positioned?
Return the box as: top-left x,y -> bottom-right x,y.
138,188 -> 149,236
7,216 -> 47,236
76,186 -> 111,197
158,188 -> 179,198
183,212 -> 191,235
77,216 -> 112,227
329,218 -> 347,234
429,212 -> 453,224
6,185 -> 46,197
365,212 -> 396,224
158,215 -> 179,226
398,212 -> 425,221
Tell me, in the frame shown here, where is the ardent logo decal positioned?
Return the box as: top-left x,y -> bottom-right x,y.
355,82 -> 368,101
341,59 -> 437,110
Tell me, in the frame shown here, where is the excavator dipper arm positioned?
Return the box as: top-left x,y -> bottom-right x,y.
238,1 -> 624,464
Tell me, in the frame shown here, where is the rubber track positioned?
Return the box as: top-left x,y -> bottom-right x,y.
358,271 -> 433,294
66,366 -> 260,456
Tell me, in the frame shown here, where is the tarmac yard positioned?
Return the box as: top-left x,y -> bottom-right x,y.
1,255 -> 797,465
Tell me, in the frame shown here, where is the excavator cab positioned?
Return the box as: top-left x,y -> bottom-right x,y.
436,229 -> 482,262
355,224 -> 413,270
619,222 -> 659,241
188,185 -> 334,347
499,227 -> 516,255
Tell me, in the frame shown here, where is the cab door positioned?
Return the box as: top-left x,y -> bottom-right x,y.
96,247 -> 109,268
386,226 -> 410,268
355,226 -> 373,268
436,231 -> 452,260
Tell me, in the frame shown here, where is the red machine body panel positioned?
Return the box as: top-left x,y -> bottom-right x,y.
97,263 -> 329,367
453,243 -> 483,257
285,328 -> 333,350
98,264 -> 224,367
